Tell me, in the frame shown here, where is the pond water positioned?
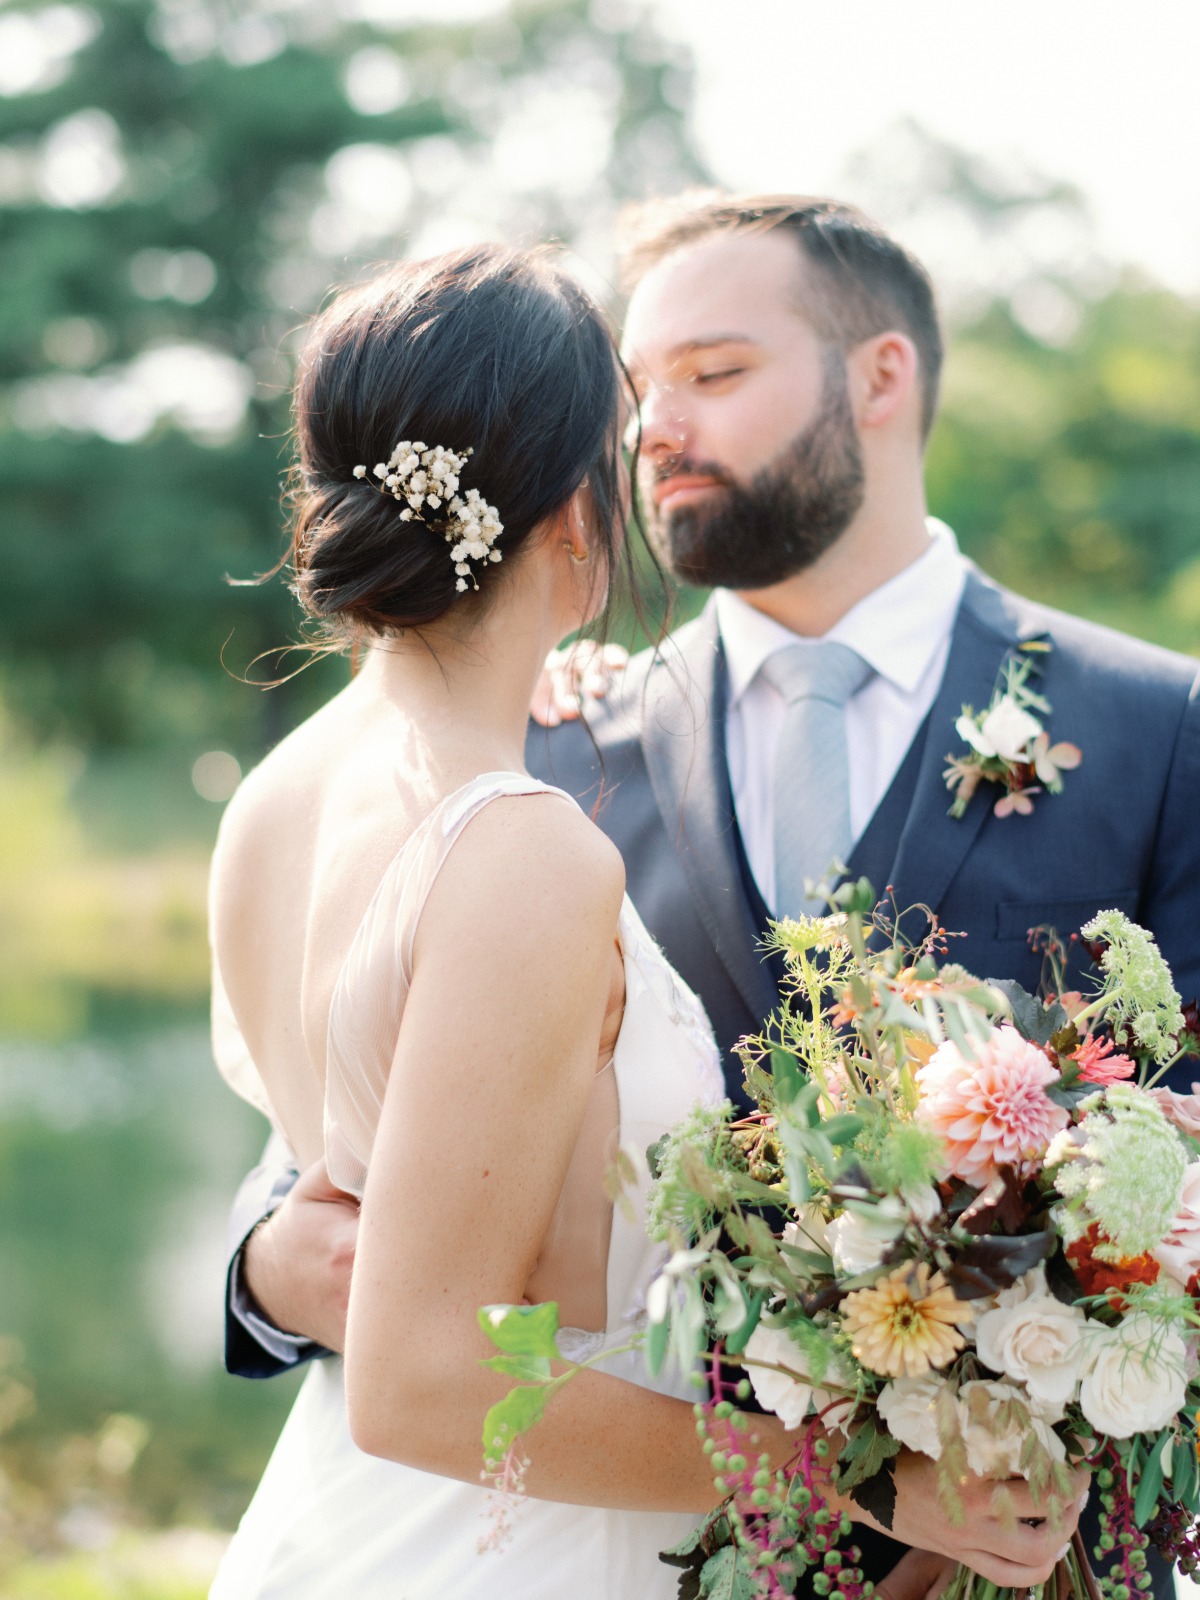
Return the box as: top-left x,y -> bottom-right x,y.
0,1000 -> 300,1533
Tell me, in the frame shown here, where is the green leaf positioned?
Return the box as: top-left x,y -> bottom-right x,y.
480,1352 -> 551,1382
660,1524 -> 705,1563
647,1134 -> 669,1180
770,1046 -> 804,1105
835,1419 -> 901,1494
1174,1435 -> 1199,1507
849,1456 -> 898,1530
645,1307 -> 671,1377
1134,1433 -> 1165,1527
819,1112 -> 864,1146
698,1545 -> 756,1600
724,1289 -> 765,1357
480,1383 -> 547,1455
478,1301 -> 560,1359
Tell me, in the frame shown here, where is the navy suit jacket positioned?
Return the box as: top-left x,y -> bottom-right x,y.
526,569 -> 1200,1099
224,567 -> 1200,1383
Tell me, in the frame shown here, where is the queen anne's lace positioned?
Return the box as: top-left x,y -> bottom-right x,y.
352,440 -> 503,593
1052,1082 -> 1186,1259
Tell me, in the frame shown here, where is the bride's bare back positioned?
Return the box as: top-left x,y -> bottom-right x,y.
211,646 -> 627,1330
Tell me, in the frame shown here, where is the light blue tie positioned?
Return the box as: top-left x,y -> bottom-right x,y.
760,641 -> 873,918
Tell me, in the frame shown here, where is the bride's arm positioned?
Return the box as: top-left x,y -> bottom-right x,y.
344,792 -> 731,1511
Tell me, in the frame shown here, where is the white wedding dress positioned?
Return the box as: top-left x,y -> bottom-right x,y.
210,772 -> 725,1599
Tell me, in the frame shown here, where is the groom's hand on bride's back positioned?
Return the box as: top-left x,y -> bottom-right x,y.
243,1160 -> 360,1355
529,642 -> 629,727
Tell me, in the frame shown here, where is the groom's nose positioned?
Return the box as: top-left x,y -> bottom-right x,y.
637,377 -> 690,460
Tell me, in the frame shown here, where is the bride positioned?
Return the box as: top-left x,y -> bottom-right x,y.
207,244 -> 1082,1598
207,242 -> 764,1597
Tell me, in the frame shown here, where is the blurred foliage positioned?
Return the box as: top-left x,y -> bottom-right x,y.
930,282 -> 1200,654
0,716 -> 209,1036
0,0 -> 705,755
843,118 -> 1200,657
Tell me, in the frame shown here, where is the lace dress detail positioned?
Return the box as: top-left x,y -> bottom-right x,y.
211,771 -> 724,1600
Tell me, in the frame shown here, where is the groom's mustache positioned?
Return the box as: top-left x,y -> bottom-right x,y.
647,453 -> 737,501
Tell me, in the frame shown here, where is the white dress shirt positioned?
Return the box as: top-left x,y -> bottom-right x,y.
716,518 -> 968,914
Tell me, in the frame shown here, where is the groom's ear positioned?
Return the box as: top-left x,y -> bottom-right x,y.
847,330 -> 920,435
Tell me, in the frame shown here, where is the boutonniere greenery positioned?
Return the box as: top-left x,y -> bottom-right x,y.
944,643 -> 1081,818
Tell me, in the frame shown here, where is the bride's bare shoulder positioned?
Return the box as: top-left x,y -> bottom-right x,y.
417,788 -> 625,957
210,689 -> 361,884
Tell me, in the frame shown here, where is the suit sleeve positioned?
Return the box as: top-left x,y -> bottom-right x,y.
224,1131 -> 329,1379
1141,671 -> 1200,1088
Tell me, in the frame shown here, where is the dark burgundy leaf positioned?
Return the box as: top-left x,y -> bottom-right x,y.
850,1459 -> 897,1530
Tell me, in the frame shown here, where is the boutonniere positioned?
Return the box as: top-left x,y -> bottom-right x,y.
944,644 -> 1081,818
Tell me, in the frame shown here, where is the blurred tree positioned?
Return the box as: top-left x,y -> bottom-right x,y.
0,0 -> 707,754
844,119 -> 1200,657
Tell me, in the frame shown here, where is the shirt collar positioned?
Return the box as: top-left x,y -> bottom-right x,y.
716,517 -> 968,707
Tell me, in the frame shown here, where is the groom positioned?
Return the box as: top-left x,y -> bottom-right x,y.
223,195 -> 1199,1578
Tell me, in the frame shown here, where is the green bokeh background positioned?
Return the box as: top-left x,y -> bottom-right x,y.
0,1 -> 1196,1592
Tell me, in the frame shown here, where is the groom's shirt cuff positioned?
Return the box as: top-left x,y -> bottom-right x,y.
229,1245 -> 320,1364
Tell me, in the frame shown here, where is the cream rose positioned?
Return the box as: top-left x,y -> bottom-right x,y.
827,1188 -> 941,1277
958,697 -> 1042,763
1078,1315 -> 1189,1438
1154,1162 -> 1200,1287
744,1322 -> 854,1432
974,1275 -> 1087,1417
957,1379 -> 1066,1479
877,1374 -> 945,1460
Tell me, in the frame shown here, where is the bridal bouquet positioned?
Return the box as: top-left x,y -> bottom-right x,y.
482,890 -> 1200,1600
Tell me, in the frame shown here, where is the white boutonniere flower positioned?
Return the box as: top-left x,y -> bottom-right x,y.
944,646 -> 1081,819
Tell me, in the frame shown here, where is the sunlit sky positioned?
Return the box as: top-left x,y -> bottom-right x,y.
657,0 -> 1200,296
357,0 -> 1200,293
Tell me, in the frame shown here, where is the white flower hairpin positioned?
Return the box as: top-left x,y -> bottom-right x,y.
352,440 -> 503,593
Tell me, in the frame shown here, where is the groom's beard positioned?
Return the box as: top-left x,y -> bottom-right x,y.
646,355 -> 866,591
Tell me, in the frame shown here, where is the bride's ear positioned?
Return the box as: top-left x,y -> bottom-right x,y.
561,482 -> 593,567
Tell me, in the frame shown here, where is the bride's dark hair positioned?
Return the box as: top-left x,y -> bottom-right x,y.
288,244 -> 640,636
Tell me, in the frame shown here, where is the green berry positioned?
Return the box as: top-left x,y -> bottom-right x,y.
736,1379 -> 751,1399
728,1453 -> 747,1473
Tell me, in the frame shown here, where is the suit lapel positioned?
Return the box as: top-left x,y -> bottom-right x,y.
887,568 -> 1040,923
640,601 -> 779,1027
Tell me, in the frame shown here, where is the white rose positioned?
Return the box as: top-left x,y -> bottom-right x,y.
975,1278 -> 1087,1418
977,697 -> 1043,762
827,1188 -> 941,1276
958,1379 -> 1066,1479
1078,1315 -> 1188,1439
744,1322 -> 854,1433
877,1374 -> 946,1460
1154,1162 -> 1200,1288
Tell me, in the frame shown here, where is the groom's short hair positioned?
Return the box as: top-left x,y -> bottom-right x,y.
617,191 -> 944,440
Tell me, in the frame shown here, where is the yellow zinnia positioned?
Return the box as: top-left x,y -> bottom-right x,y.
841,1262 -> 972,1379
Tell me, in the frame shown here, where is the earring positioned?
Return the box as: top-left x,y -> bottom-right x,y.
565,541 -> 589,564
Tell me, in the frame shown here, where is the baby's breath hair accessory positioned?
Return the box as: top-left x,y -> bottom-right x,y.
351,440 -> 504,593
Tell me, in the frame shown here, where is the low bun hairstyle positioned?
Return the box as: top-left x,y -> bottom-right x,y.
288,244 -> 633,635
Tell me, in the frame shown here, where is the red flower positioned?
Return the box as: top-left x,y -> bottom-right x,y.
1066,1222 -> 1160,1309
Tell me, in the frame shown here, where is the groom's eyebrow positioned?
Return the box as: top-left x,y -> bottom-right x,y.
668,334 -> 760,358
